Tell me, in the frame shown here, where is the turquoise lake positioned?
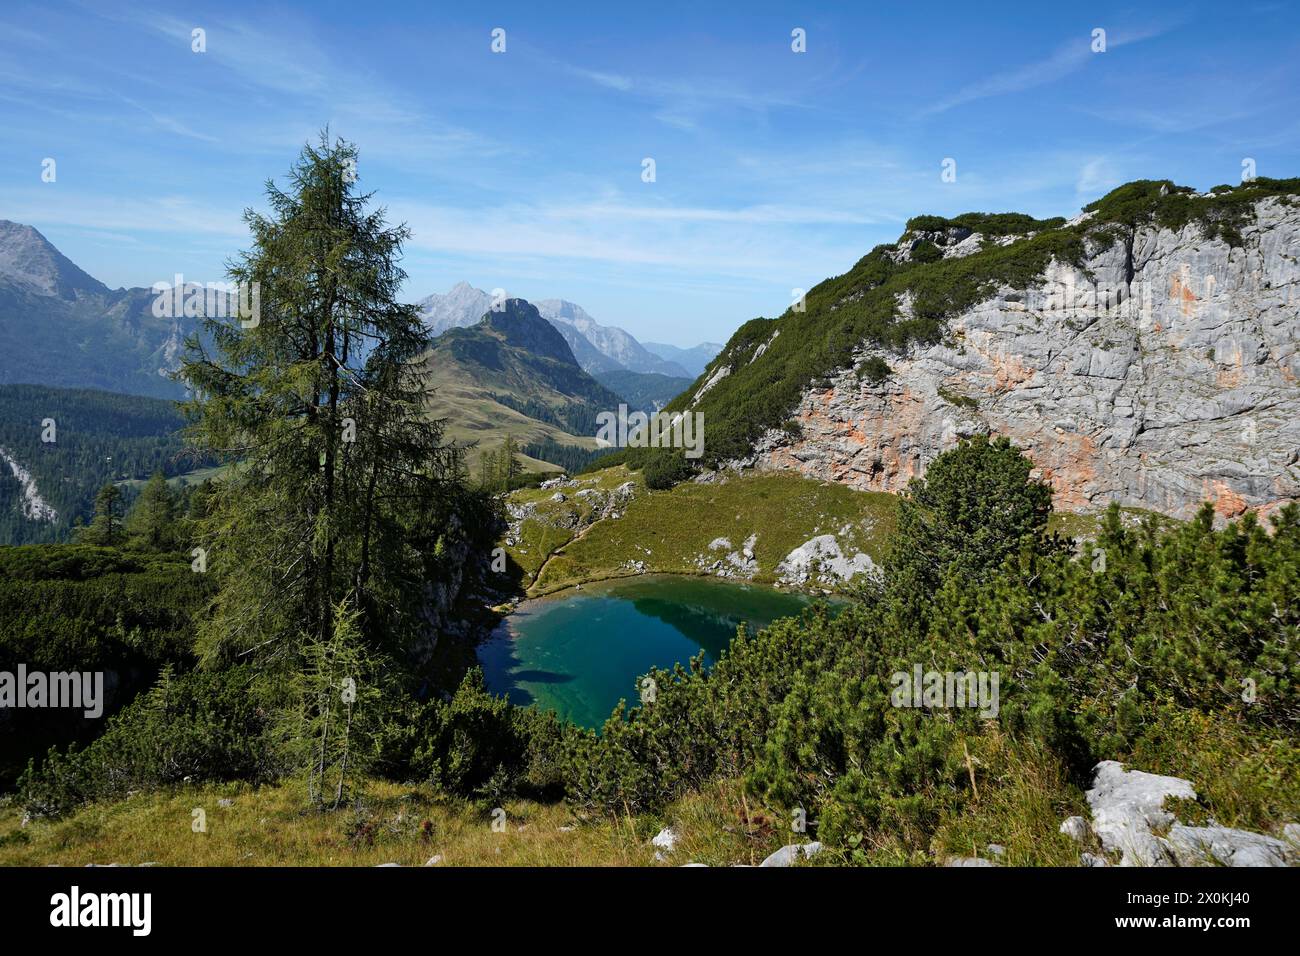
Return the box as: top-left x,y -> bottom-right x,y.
478,575 -> 820,728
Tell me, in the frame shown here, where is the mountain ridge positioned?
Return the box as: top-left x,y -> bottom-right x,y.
418,298 -> 625,470
666,177 -> 1300,520
415,282 -> 700,377
0,220 -> 109,299
641,340 -> 724,377
0,221 -> 198,400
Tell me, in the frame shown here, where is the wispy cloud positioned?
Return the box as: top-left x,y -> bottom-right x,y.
919,24 -> 1177,116
554,201 -> 883,225
563,65 -> 633,92
118,7 -> 497,168
551,54 -> 812,130
0,189 -> 249,239
1075,157 -> 1121,198
391,197 -> 866,283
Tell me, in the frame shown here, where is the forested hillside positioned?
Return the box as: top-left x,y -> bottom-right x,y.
0,543 -> 212,788
591,368 -> 693,415
0,385 -> 212,544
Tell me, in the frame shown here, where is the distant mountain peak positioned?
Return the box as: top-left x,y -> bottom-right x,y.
478,298 -> 579,365
417,282 -> 698,378
0,220 -> 108,299
532,298 -> 690,377
642,340 -> 724,377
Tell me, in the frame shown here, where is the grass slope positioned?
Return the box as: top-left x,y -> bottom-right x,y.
0,778 -> 820,867
419,303 -> 624,472
421,370 -> 595,474
506,466 -> 1170,596
507,467 -> 898,596
0,731 -> 1112,866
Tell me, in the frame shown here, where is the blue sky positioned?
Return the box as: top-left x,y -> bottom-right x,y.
2,1 -> 1298,346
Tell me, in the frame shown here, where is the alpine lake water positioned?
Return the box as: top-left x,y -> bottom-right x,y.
479,574 -> 832,729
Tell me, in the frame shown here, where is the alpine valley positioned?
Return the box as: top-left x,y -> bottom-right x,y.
3,171 -> 1298,873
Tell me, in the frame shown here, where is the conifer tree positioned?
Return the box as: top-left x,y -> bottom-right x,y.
499,433 -> 521,488
126,471 -> 178,550
79,483 -> 124,547
180,133 -> 462,667
279,596 -> 384,809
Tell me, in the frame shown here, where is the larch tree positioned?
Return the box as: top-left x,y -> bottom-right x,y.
180,133 -> 464,671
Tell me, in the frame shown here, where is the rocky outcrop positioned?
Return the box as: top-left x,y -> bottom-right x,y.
1085,760 -> 1197,865
694,533 -> 759,579
775,535 -> 876,586
746,198 -> 1300,521
686,531 -> 874,587
0,447 -> 57,522
759,842 -> 823,867
1074,760 -> 1298,867
507,478 -> 636,543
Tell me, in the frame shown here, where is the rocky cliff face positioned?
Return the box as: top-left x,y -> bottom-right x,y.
743,197 -> 1299,520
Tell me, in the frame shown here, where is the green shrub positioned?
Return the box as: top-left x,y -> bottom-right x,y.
406,670 -> 568,802
18,664 -> 276,817
0,544 -> 212,788
910,239 -> 943,263
857,356 -> 892,385
641,452 -> 695,490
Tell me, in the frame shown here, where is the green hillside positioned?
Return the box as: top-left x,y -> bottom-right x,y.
592,368 -> 694,415
420,299 -> 628,472
0,385 -> 213,544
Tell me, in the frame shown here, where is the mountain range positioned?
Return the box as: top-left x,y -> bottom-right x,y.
0,220 -> 197,400
7,177 -> 1298,524
0,223 -> 718,406
415,282 -> 719,378
639,340 -> 725,377
0,221 -> 704,498
418,298 -> 623,472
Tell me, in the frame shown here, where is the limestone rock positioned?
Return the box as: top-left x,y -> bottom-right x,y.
776,534 -> 875,586
651,827 -> 678,853
1166,824 -> 1293,867
1060,815 -> 1090,842
746,198 -> 1300,522
1085,760 -> 1195,866
759,842 -> 823,867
